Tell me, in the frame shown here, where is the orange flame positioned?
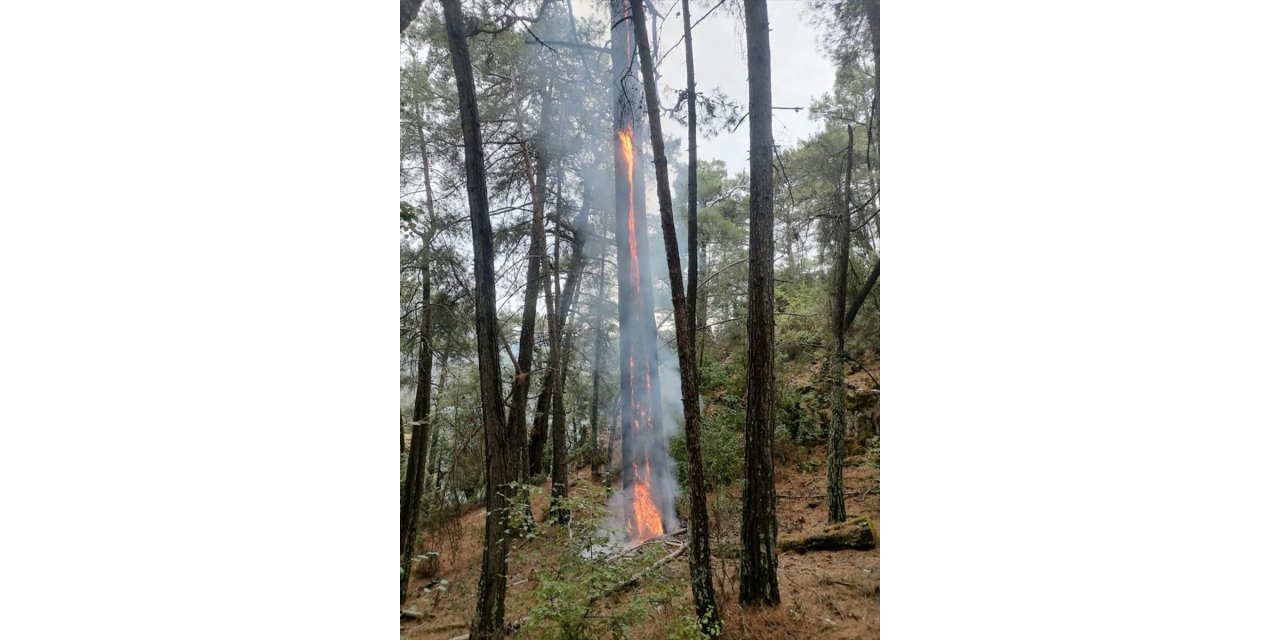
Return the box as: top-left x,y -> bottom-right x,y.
618,125 -> 664,542
630,461 -> 664,541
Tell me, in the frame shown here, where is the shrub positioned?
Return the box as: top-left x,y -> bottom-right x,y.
669,406 -> 743,490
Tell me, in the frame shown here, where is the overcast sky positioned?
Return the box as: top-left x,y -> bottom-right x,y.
578,0 -> 836,177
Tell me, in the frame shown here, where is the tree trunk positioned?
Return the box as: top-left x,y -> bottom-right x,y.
400,242 -> 433,603
588,246 -> 606,479
440,0 -> 512,636
528,376 -> 551,477
426,343 -> 450,498
507,86 -> 552,489
842,258 -> 880,335
547,205 -> 569,525
826,125 -> 854,525
682,0 -> 700,381
866,0 -> 880,166
740,0 -> 780,606
627,1 -> 721,633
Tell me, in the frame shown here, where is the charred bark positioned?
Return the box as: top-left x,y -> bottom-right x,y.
740,0 -> 780,606
628,0 -> 721,633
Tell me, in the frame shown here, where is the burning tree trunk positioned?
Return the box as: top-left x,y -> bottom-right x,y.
440,0 -> 512,636
741,0 -> 781,606
827,125 -> 854,525
610,0 -> 673,543
627,0 -> 721,633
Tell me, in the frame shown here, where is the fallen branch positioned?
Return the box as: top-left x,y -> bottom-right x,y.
601,527 -> 687,562
590,542 -> 688,604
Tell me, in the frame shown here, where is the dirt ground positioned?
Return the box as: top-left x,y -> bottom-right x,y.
400,443 -> 879,639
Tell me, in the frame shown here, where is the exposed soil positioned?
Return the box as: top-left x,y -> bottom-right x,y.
400,443 -> 879,639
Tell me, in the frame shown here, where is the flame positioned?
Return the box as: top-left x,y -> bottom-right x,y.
630,461 -> 664,540
618,125 -> 664,542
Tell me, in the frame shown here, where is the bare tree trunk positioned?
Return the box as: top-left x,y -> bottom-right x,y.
866,0 -> 879,166
826,125 -> 854,525
400,247 -> 433,602
628,1 -> 720,633
842,258 -> 880,334
426,343 -> 450,498
508,86 -> 552,490
548,205 -> 569,524
588,245 -> 606,480
740,0 -> 780,606
682,0 -> 700,378
400,82 -> 441,598
529,203 -> 588,482
440,0 -> 511,635
528,376 -> 551,477
697,241 -> 708,371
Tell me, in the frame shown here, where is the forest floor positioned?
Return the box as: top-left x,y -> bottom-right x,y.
400,441 -> 879,639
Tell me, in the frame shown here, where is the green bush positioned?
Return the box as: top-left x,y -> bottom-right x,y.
669,406 -> 743,490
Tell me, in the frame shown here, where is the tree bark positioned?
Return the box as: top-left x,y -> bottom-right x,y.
401,0 -> 426,34
400,249 -> 433,602
740,0 -> 780,606
400,138 -> 437,600
426,343 -> 450,497
547,205 -> 569,524
842,258 -> 879,334
588,246 -> 606,479
528,200 -> 587,481
507,85 -> 552,489
440,0 -> 512,636
682,0 -> 700,382
627,1 -> 721,633
826,125 -> 854,525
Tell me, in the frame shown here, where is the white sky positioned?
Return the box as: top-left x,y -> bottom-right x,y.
578,0 -> 836,176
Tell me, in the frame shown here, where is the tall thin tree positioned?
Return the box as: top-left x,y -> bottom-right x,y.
826,124 -> 854,524
740,0 -> 781,606
628,0 -> 721,633
508,85 -> 552,491
681,0 -> 699,359
440,0 -> 513,635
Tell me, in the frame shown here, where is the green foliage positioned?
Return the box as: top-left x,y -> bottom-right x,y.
669,405 -> 743,490
777,386 -> 822,444
518,486 -> 685,640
